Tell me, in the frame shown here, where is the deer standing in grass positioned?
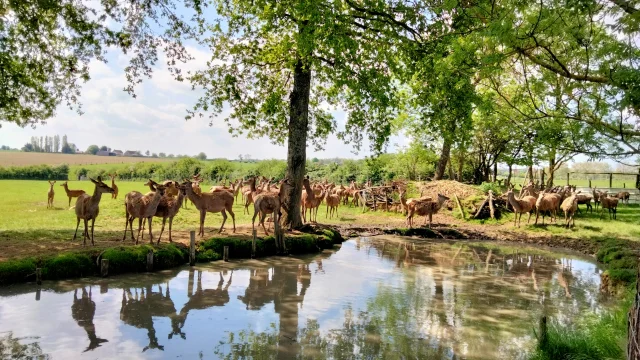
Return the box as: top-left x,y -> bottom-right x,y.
600,193 -> 619,220
47,180 -> 56,208
506,187 -> 537,227
561,192 -> 578,228
61,181 -> 86,208
183,179 -> 236,236
123,181 -> 166,244
325,185 -> 340,219
302,176 -> 325,223
141,180 -> 186,244
252,178 -> 293,236
108,173 -> 119,199
534,190 -> 559,225
73,177 -> 114,246
406,194 -> 450,228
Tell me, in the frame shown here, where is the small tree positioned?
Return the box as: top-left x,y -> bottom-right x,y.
100,145 -> 108,151
159,152 -> 166,158
196,152 -> 207,161
168,154 -> 175,158
22,143 -> 34,152
86,145 -> 100,155
145,150 -> 150,156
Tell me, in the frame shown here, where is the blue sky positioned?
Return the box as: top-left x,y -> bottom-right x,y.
0,41 -> 409,159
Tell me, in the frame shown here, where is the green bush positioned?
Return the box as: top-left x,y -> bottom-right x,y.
0,164 -> 68,180
197,249 -> 221,262
155,244 -> 188,269
0,258 -> 37,285
42,253 -> 94,279
478,182 -> 502,195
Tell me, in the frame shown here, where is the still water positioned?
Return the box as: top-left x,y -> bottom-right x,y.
0,237 -> 609,359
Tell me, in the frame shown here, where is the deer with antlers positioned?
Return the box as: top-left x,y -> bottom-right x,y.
252,178 -> 293,235
46,180 -> 56,208
183,178 -> 236,236
72,177 -> 115,246
123,181 -> 166,244
108,173 -> 119,199
61,181 -> 86,208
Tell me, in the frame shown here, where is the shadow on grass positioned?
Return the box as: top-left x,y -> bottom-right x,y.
339,217 -> 357,222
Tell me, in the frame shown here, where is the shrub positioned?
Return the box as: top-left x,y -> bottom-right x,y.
101,246 -> 154,274
478,182 -> 502,195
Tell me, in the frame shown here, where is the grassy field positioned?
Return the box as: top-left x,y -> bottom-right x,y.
0,179 -> 639,261
509,176 -> 638,189
0,152 -> 172,167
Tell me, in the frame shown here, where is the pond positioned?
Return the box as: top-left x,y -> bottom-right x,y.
0,237 -> 611,359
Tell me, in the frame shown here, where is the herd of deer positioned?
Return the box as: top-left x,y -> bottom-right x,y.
506,182 -> 629,229
46,172 -> 631,246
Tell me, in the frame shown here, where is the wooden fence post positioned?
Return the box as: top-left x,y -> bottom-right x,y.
35,288 -> 41,301
146,251 -> 154,272
101,259 -> 109,277
252,230 -> 257,259
223,246 -> 229,262
453,194 -> 465,219
35,268 -> 42,285
189,231 -> 196,266
610,173 -> 613,188
566,173 -> 570,186
540,316 -> 548,349
627,267 -> 640,360
589,179 -> 592,188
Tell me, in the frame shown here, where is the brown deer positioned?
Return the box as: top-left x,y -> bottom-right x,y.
243,176 -> 262,215
108,173 -> 119,199
72,177 -> 114,246
325,185 -> 340,219
143,180 -> 186,244
123,181 -> 166,244
183,178 -> 236,236
302,176 -> 325,223
61,181 -> 86,208
47,180 -> 56,208
406,194 -> 450,228
252,178 -> 293,235
506,187 -> 537,227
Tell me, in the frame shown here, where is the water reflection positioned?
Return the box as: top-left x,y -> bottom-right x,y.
0,237 -> 610,359
72,287 -> 108,352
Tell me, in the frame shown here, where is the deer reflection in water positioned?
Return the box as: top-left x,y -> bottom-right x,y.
72,287 -> 108,352
120,284 -> 176,352
168,270 -> 233,339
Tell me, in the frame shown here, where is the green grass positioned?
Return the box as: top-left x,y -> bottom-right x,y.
529,289 -> 632,360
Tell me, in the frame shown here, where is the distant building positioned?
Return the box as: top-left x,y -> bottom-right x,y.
113,150 -> 123,156
124,150 -> 141,157
96,150 -> 111,156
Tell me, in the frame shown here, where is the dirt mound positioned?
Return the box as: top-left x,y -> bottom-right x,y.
416,180 -> 482,200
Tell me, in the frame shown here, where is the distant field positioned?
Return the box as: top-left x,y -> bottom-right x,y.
0,152 -> 172,167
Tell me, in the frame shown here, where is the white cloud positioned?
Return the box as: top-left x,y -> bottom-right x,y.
0,45 -> 407,159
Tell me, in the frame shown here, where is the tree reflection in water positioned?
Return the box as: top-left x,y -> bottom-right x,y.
211,240 -> 601,360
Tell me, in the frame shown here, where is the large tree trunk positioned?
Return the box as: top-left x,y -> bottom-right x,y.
282,58 -> 311,230
434,139 -> 452,180
493,161 -> 498,182
527,165 -> 534,183
447,156 -> 454,179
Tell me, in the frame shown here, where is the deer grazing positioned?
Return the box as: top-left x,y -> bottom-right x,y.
123,181 -> 166,244
72,177 -> 114,246
47,180 -> 56,208
252,178 -> 292,235
61,181 -> 86,208
108,173 -> 119,199
616,191 -> 630,205
183,178 -> 236,236
406,194 -> 450,228
506,187 -> 536,227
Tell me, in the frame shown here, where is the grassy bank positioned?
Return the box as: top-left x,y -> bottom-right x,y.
0,228 -> 344,285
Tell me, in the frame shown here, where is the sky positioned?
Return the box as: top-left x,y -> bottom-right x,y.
0,43 -> 409,160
